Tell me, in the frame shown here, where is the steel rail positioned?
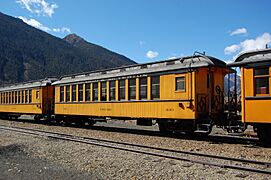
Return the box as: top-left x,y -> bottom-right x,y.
0,124 -> 267,166
0,125 -> 270,175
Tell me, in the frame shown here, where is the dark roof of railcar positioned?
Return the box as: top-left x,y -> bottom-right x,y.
228,48 -> 271,67
53,54 -> 226,85
0,78 -> 57,91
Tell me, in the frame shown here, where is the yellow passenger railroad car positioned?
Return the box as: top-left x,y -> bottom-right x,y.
53,53 -> 229,134
229,48 -> 271,143
0,79 -> 56,120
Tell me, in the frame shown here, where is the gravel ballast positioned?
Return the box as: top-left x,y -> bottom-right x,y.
0,119 -> 270,179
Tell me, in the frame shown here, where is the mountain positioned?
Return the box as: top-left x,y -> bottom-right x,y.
63,34 -> 135,67
224,74 -> 241,96
0,12 -> 136,85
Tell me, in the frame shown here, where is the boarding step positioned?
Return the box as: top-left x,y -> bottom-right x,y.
194,130 -> 210,133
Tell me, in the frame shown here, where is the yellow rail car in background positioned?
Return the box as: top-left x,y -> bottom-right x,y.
229,48 -> 271,144
53,53 -> 230,134
0,79 -> 56,120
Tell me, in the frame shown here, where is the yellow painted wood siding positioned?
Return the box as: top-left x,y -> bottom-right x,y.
242,67 -> 271,123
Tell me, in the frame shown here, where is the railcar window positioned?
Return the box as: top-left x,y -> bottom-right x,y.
93,82 -> 99,101
151,76 -> 160,99
18,91 -> 21,103
78,84 -> 83,102
36,91 -> 40,100
22,91 -> 25,103
8,92 -> 11,104
254,68 -> 270,95
119,80 -> 125,100
176,77 -> 185,91
101,82 -> 107,101
25,90 -> 28,103
109,81 -> 116,101
15,91 -> 17,104
85,83 -> 90,101
129,79 -> 136,100
60,86 -> 64,102
11,92 -> 13,104
72,85 -> 76,102
29,90 -> 32,103
140,77 -> 147,100
5,92 -> 7,104
66,85 -> 70,102
6,92 -> 8,104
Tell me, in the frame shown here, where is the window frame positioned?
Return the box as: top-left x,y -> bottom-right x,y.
25,90 -> 29,103
66,85 -> 71,102
101,81 -> 107,101
29,90 -> 32,103
151,76 -> 160,100
139,77 -> 147,100
129,78 -> 136,100
175,76 -> 186,92
60,86 -> 64,102
93,82 -> 99,101
85,83 -> 91,102
119,80 -> 126,101
253,67 -> 270,96
109,80 -> 116,101
71,85 -> 77,102
78,84 -> 84,102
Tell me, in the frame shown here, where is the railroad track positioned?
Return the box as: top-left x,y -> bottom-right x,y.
0,125 -> 270,175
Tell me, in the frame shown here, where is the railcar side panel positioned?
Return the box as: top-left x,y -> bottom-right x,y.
54,72 -> 197,120
0,88 -> 43,114
242,67 -> 271,123
55,101 -> 196,119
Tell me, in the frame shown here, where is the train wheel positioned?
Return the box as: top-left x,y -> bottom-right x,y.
87,119 -> 96,127
34,115 -> 41,121
157,121 -> 173,134
74,120 -> 85,127
257,124 -> 271,146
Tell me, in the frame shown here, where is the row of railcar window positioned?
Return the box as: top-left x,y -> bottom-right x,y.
59,76 -> 162,102
0,90 -> 32,104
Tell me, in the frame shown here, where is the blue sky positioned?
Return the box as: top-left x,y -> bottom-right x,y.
1,0 -> 271,63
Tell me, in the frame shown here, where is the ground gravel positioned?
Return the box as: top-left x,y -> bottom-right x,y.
0,118 -> 270,179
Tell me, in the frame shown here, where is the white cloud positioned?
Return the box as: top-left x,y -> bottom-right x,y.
18,16 -> 71,34
168,56 -> 177,59
16,0 -> 58,17
168,53 -> 184,59
240,33 -> 271,52
224,44 -> 240,54
18,16 -> 50,32
230,28 -> 247,36
53,27 -> 71,33
224,32 -> 271,55
146,50 -> 159,59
